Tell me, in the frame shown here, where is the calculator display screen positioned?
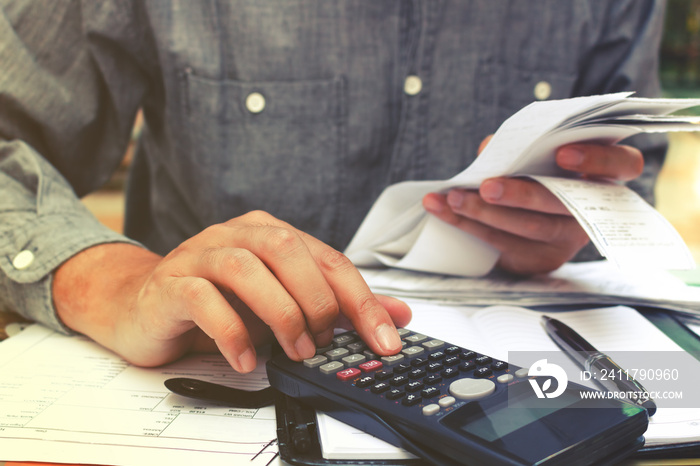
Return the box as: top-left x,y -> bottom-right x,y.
449,390 -> 581,442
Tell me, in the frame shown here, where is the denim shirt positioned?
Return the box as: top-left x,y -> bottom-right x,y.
0,0 -> 667,332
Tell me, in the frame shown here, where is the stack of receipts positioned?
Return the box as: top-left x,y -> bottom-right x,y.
345,92 -> 700,277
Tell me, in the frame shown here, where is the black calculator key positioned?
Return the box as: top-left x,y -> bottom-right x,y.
441,367 -> 460,379
356,376 -> 374,388
411,357 -> 429,367
386,389 -> 405,400
445,346 -> 460,355
476,356 -> 493,366
492,361 -> 509,371
426,374 -> 443,385
391,375 -> 409,386
474,367 -> 493,378
402,393 -> 421,406
394,363 -> 412,374
409,368 -> 427,379
460,351 -> 477,361
422,386 -> 440,399
371,382 -> 391,394
427,362 -> 443,372
444,356 -> 460,367
428,351 -> 446,361
375,370 -> 393,381
459,360 -> 476,372
406,380 -> 424,392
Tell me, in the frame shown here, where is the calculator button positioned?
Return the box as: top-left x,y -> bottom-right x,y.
397,328 -> 411,338
375,370 -> 393,381
371,382 -> 391,394
427,362 -> 443,372
426,374 -> 443,385
460,351 -> 477,361
411,357 -> 429,367
474,367 -> 493,378
406,380 -> 424,392
449,378 -> 496,400
497,374 -> 514,384
316,345 -> 333,355
363,350 -> 378,361
441,367 -> 460,379
387,389 -> 405,400
391,375 -> 409,386
347,342 -> 366,354
438,396 -> 456,408
492,361 -> 508,371
380,354 -> 405,366
409,368 -> 427,379
342,354 -> 366,367
401,346 -> 425,358
422,387 -> 440,399
356,376 -> 374,388
303,355 -> 328,368
402,393 -> 421,406
394,363 -> 412,374
445,346 -> 460,355
333,333 -> 356,348
422,340 -> 445,351
359,360 -> 383,373
475,356 -> 492,366
422,403 -> 440,416
444,356 -> 460,367
320,361 -> 344,374
459,360 -> 476,372
515,368 -> 529,378
405,334 -> 428,344
337,367 -> 361,381
428,351 -> 446,361
326,348 -> 350,361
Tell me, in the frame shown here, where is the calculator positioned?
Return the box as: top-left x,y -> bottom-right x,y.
266,328 -> 649,466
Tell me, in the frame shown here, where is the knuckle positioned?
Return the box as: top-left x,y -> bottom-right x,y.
353,294 -> 381,321
307,293 -> 340,326
172,277 -> 215,307
262,227 -> 304,256
270,301 -> 304,330
222,248 -> 258,279
317,248 -> 353,273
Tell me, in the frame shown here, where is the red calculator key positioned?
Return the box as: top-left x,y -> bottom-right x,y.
336,367 -> 361,381
359,360 -> 383,373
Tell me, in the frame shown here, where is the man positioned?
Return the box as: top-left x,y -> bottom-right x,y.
0,0 -> 666,371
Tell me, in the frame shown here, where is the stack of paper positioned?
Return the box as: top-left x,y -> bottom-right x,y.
345,93 -> 700,277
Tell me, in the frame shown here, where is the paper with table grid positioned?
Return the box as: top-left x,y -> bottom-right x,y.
345,92 -> 700,277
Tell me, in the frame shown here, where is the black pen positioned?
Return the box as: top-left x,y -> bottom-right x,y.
541,315 -> 657,416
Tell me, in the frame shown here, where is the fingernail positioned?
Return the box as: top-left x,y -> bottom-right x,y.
481,180 -> 503,201
238,348 -> 257,373
447,190 -> 464,209
558,147 -> 584,168
423,195 -> 444,213
375,323 -> 401,354
295,332 -> 316,360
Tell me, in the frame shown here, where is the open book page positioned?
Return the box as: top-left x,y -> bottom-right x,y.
318,301 -> 700,458
0,325 -> 280,466
345,93 -> 700,277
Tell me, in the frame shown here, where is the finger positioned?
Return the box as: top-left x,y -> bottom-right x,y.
478,134 -> 494,155
166,276 -> 257,373
428,190 -> 585,244
193,245 -> 319,361
556,144 -> 643,181
333,294 -> 412,332
477,178 -> 571,215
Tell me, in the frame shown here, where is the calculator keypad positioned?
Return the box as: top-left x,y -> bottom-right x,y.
302,328 -> 513,417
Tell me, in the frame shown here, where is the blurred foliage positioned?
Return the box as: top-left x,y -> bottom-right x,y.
661,0 -> 700,95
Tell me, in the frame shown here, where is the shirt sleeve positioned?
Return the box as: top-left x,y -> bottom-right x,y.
0,0 -> 155,332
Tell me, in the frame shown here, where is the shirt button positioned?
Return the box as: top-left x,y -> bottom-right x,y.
12,250 -> 34,270
245,92 -> 266,113
404,75 -> 422,96
534,81 -> 552,100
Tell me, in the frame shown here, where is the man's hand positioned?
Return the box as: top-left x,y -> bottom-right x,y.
54,211 -> 411,372
422,139 -> 644,275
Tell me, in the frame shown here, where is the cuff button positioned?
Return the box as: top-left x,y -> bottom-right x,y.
12,250 -> 35,270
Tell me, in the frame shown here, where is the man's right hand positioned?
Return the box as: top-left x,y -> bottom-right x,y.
53,210 -> 412,372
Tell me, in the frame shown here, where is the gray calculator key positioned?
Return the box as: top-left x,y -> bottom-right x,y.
303,355 -> 328,368
401,346 -> 425,358
404,334 -> 428,344
397,328 -> 411,338
449,377 -> 496,400
422,339 -> 445,350
515,368 -> 529,378
347,342 -> 366,354
342,354 -> 367,367
380,354 -> 405,366
422,403 -> 440,416
333,334 -> 357,348
319,361 -> 344,374
325,348 -> 350,361
363,350 -> 378,361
